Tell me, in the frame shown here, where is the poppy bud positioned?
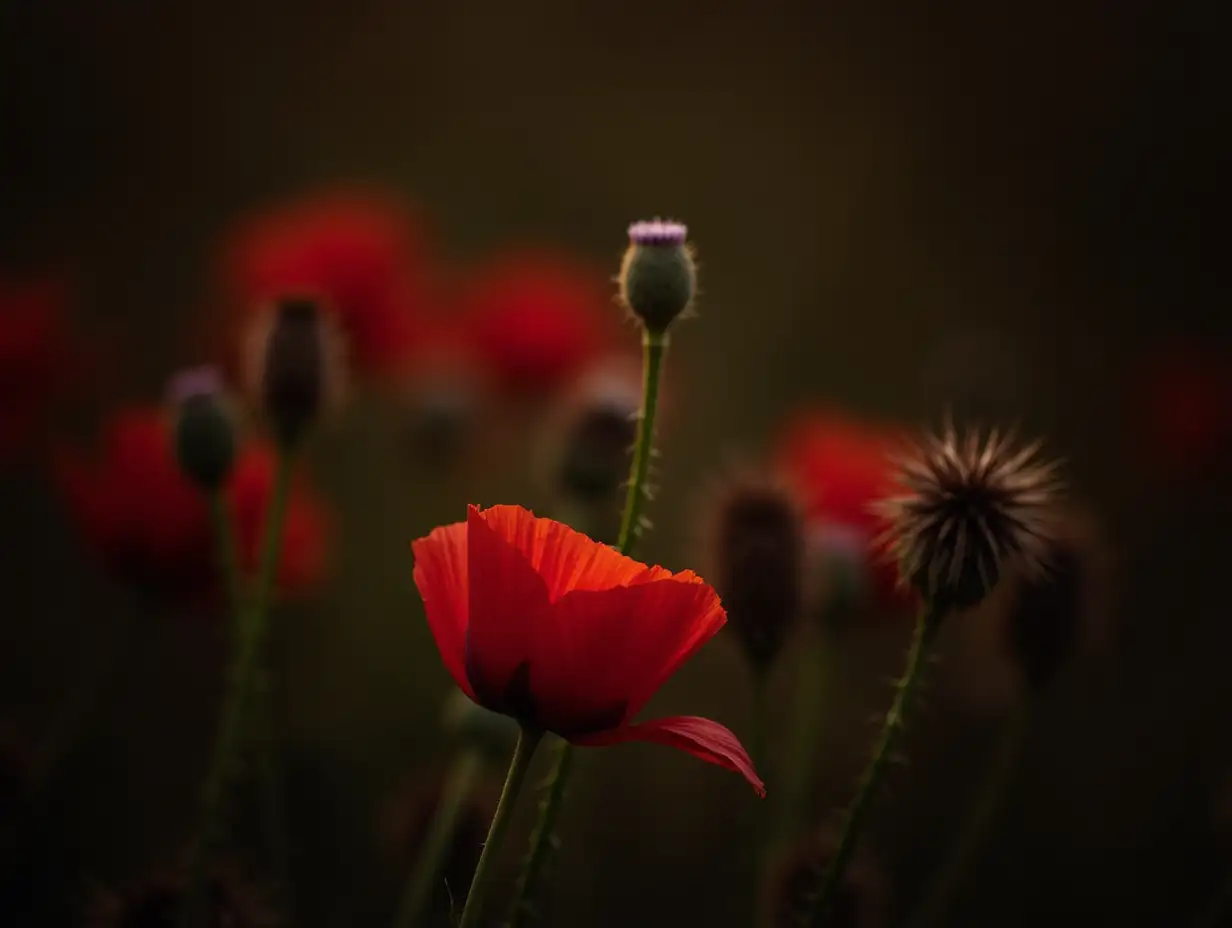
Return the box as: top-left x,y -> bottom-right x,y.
244,295 -> 344,451
703,470 -> 805,670
167,366 -> 236,493
1000,510 -> 1108,692
764,832 -> 886,928
440,689 -> 519,763
618,219 -> 696,336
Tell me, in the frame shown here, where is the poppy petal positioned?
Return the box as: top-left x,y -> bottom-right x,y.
411,520 -> 473,699
543,575 -> 725,729
576,715 -> 765,797
464,505 -> 551,710
477,504 -> 668,599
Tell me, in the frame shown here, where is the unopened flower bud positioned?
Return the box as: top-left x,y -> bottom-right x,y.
441,688 -> 519,763
168,366 -> 236,493
245,295 -> 344,451
703,469 -> 805,671
618,219 -> 696,336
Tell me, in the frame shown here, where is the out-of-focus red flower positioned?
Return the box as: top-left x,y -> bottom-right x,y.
776,408 -> 915,615
412,504 -> 764,795
55,407 -> 328,605
1133,340 -> 1232,480
0,277 -> 74,461
459,250 -> 619,396
219,188 -> 433,380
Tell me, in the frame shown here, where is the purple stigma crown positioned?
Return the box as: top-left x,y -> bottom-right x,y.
167,365 -> 225,406
627,219 -> 688,246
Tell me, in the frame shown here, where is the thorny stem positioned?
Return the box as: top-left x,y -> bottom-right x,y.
394,749 -> 485,928
904,701 -> 1029,928
457,728 -> 544,928
505,330 -> 669,927
180,453 -> 294,928
801,602 -> 944,928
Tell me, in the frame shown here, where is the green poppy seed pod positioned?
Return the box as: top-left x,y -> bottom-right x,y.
168,367 -> 236,493
618,219 -> 696,336
245,294 -> 345,451
440,689 -> 519,763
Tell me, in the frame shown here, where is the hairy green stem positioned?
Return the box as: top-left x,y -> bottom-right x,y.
180,455 -> 294,928
802,603 -> 943,927
457,729 -> 544,928
394,749 -> 485,928
505,331 -> 669,926
905,701 -> 1029,928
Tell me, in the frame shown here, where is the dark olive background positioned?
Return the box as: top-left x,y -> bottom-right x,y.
1,2 -> 1229,926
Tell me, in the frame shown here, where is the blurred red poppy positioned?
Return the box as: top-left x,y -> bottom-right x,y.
219,187 -> 434,380
0,277 -> 75,461
776,408 -> 914,614
411,504 -> 764,795
55,408 -> 329,605
458,250 -> 618,396
1133,340 -> 1231,480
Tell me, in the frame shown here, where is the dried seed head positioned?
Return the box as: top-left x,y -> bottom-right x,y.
244,294 -> 345,450
763,831 -> 886,928
167,366 -> 237,493
618,218 -> 697,335
84,863 -> 278,928
999,508 -> 1109,692
702,468 -> 806,670
876,421 -> 1063,612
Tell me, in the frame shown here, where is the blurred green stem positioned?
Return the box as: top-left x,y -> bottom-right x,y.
775,628 -> 831,845
802,602 -> 944,928
904,701 -> 1029,928
458,728 -> 543,928
180,455 -> 294,928
394,748 -> 485,928
750,666 -> 771,927
506,330 -> 669,927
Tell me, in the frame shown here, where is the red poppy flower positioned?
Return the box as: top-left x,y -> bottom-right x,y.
776,408 -> 915,614
411,505 -> 764,795
459,250 -> 618,396
219,187 -> 434,380
55,407 -> 329,605
0,276 -> 75,461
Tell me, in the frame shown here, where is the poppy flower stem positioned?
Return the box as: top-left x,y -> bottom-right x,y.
505,331 -> 671,926
801,602 -> 944,927
180,452 -> 295,928
394,747 -> 485,928
904,701 -> 1028,928
458,727 -> 544,928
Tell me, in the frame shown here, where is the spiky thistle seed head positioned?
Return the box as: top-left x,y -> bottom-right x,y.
700,467 -> 806,671
243,294 -> 346,451
876,421 -> 1063,612
618,217 -> 697,336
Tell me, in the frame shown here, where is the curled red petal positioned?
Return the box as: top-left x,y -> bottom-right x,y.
576,715 -> 764,796
476,504 -> 668,598
411,520 -> 474,699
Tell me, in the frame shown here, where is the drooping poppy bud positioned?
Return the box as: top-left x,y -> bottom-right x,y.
244,295 -> 345,451
168,366 -> 236,494
618,219 -> 697,336
876,422 -> 1063,613
701,468 -> 805,671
